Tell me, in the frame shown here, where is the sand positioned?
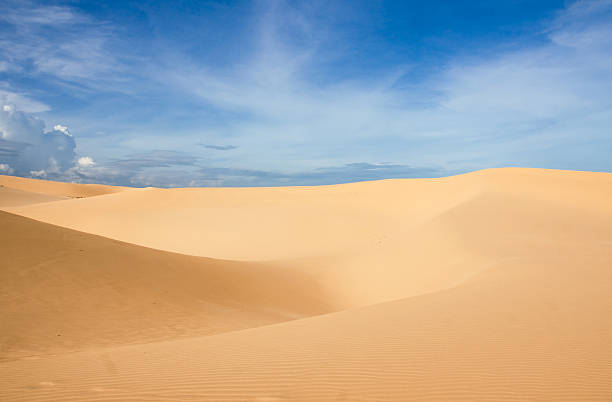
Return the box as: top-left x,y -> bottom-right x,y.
0,186 -> 65,207
0,175 -> 128,199
1,167 -> 612,400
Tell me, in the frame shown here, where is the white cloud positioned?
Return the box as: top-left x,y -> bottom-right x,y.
29,169 -> 46,178
53,124 -> 71,136
0,163 -> 13,174
0,3 -> 83,26
77,156 -> 95,167
0,89 -> 50,113
0,103 -> 88,179
0,1 -> 120,87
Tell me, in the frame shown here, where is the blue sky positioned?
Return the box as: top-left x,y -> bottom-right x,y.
0,0 -> 611,186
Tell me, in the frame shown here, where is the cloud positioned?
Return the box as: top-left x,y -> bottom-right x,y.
548,0 -> 612,49
113,161 -> 441,188
155,0 -> 612,175
0,163 -> 13,174
0,0 -> 119,88
0,88 -> 50,113
110,150 -> 200,170
0,102 -> 93,179
77,156 -> 95,167
53,125 -> 71,136
201,144 -> 238,151
196,162 -> 443,187
0,2 -> 83,26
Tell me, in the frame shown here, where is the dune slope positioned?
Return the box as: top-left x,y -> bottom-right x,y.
0,174 -> 129,198
2,236 -> 611,400
0,211 -> 334,362
5,168 -> 612,307
0,186 -> 65,207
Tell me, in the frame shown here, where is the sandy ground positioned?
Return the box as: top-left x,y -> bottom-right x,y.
0,175 -> 128,199
1,168 -> 611,400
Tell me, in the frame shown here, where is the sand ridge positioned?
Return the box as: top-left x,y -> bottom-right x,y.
1,167 -> 612,400
0,186 -> 65,207
0,174 -> 129,199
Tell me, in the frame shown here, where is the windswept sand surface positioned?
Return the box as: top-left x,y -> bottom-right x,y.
0,186 -> 65,207
0,175 -> 128,199
1,168 -> 612,400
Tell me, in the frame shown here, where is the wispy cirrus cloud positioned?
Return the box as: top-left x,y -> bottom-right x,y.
0,87 -> 49,113
154,0 -> 612,174
109,150 -> 200,170
0,0 -> 120,87
97,161 -> 442,188
196,162 -> 442,187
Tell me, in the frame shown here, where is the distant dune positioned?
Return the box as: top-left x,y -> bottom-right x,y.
0,175 -> 128,199
1,168 -> 612,400
0,186 -> 65,207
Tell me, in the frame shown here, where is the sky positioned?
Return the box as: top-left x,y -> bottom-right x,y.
0,0 -> 611,187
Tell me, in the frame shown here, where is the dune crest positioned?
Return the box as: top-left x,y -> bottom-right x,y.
0,175 -> 129,199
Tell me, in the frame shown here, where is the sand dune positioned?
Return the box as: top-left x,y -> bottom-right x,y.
0,186 -> 65,207
1,168 -> 612,400
3,251 -> 611,401
0,174 -> 129,199
0,211 -> 333,362
6,168 -> 612,307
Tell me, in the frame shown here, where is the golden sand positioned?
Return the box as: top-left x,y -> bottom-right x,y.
1,168 -> 611,400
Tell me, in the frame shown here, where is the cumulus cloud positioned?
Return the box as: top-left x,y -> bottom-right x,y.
0,103 -> 94,179
77,156 -> 95,167
0,163 -> 13,174
53,125 -> 71,136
